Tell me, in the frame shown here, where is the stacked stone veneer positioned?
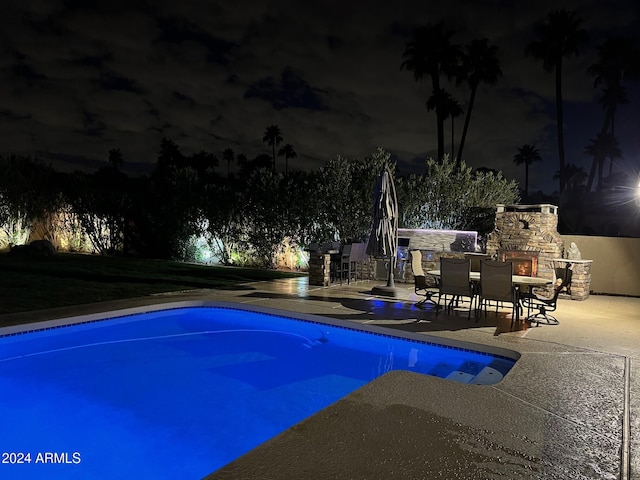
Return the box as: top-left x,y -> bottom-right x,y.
308,253 -> 331,286
398,228 -> 477,253
486,204 -> 564,282
553,259 -> 593,301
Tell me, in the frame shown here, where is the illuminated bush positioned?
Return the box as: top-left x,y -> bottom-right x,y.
31,207 -> 94,253
274,237 -> 308,270
397,154 -> 520,234
0,215 -> 31,250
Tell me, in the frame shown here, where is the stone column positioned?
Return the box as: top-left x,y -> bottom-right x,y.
553,259 -> 593,301
308,253 -> 331,286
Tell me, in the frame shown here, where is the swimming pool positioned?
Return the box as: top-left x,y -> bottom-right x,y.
0,302 -> 518,479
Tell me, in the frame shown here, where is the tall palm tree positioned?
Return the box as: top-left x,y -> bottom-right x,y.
222,148 -> 234,178
446,97 -> 463,160
584,133 -> 622,191
401,21 -> 462,162
456,38 -> 502,168
262,125 -> 283,173
513,144 -> 542,198
427,90 -> 463,158
525,9 -> 588,193
585,37 -> 640,192
277,144 -> 297,175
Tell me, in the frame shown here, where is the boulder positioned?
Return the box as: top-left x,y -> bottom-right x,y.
9,240 -> 56,257
29,239 -> 56,257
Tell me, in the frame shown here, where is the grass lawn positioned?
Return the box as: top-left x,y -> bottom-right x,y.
0,252 -> 305,316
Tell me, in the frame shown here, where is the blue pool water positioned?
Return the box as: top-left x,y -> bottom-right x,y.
0,304 -> 516,479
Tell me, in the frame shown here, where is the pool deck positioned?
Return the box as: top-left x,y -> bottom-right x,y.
2,277 -> 639,479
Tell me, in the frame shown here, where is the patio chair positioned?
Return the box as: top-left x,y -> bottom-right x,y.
520,264 -> 572,326
468,254 -> 490,272
410,250 -> 438,307
477,260 -> 517,323
350,242 -> 371,281
437,257 -> 475,319
338,243 -> 361,284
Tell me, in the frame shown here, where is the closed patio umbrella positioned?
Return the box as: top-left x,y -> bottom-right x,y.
367,165 -> 399,297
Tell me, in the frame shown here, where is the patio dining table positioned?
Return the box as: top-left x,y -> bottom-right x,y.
426,270 -> 552,321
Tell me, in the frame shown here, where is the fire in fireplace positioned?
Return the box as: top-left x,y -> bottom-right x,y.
498,250 -> 539,276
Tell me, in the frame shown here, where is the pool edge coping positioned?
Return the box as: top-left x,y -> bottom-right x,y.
0,300 -> 521,362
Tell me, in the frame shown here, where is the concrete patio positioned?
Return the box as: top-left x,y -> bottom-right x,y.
2,276 -> 638,479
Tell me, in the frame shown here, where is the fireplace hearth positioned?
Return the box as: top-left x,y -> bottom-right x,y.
499,250 -> 539,276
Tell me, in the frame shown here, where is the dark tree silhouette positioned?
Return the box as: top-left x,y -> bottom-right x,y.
401,22 -> 461,162
236,153 -> 260,176
108,149 -> 124,170
456,38 -> 502,168
277,143 -> 297,175
586,37 -> 640,192
584,133 -> 622,191
554,163 -> 587,192
223,148 -> 235,177
262,125 -> 283,173
526,9 -> 588,193
157,137 -> 185,170
513,144 -> 542,198
188,150 -> 218,182
426,90 -> 462,159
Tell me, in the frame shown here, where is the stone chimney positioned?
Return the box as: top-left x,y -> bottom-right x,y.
486,204 -> 563,280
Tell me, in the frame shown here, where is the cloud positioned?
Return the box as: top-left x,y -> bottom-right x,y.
244,67 -> 327,111
0,0 -> 638,192
154,15 -> 236,64
93,72 -> 144,93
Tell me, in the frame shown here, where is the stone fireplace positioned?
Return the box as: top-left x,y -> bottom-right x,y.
498,249 -> 539,276
486,204 -> 564,281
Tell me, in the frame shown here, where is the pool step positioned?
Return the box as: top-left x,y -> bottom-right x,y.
469,366 -> 503,385
445,366 -> 504,385
445,370 -> 475,383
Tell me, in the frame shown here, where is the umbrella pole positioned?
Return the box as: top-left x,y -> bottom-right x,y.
372,255 -> 399,297
386,256 -> 395,288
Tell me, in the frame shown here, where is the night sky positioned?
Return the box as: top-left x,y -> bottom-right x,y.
2,0 -> 640,194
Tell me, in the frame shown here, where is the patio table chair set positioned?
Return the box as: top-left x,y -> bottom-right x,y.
409,250 -> 571,326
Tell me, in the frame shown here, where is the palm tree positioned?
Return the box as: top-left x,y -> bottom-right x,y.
525,9 -> 588,193
262,125 -> 283,173
446,98 -> 463,161
513,144 -> 542,198
108,148 -> 124,170
157,137 -> 185,169
554,163 -> 587,192
277,144 -> 297,175
401,21 -> 462,162
585,37 -> 640,192
427,90 -> 463,158
584,133 -> 622,191
188,151 -> 218,179
456,38 -> 502,168
222,148 -> 235,178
